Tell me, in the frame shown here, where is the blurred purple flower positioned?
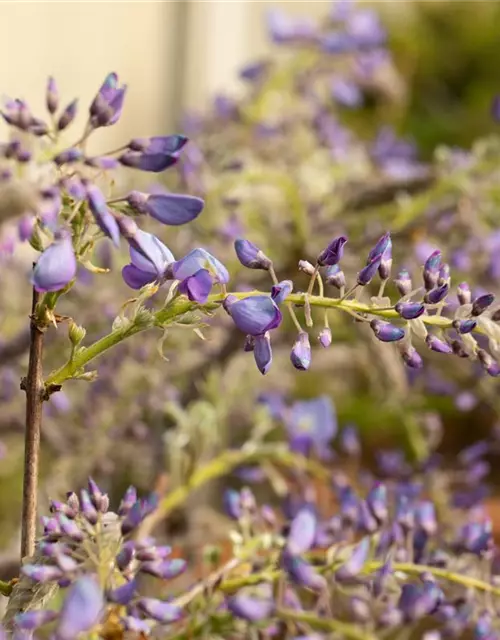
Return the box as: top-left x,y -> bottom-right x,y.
32,230 -> 77,293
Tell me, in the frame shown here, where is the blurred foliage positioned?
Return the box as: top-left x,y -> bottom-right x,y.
386,1 -> 500,155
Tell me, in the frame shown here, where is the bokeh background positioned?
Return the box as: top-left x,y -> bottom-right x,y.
2,0 -> 500,581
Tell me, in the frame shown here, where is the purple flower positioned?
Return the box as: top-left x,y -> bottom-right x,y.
54,147 -> 83,166
370,319 -> 405,342
472,293 -> 495,316
423,250 -> 442,290
32,230 -> 77,293
357,255 -> 382,286
367,483 -> 388,523
15,610 -> 57,630
426,335 -> 452,354
286,396 -> 336,457
290,332 -> 311,371
457,282 -> 472,305
317,235 -> 348,267
325,264 -> 346,289
136,598 -> 183,623
57,577 -> 103,639
395,268 -> 412,296
178,268 -> 213,303
234,238 -> 272,270
395,302 -> 425,320
140,558 -> 187,579
282,550 -> 326,591
424,284 -> 449,305
346,8 -> 386,47
107,578 -> 137,605
18,215 -> 35,242
401,345 -> 423,369
122,230 -> 174,289
129,134 -> 187,154
225,295 -> 282,336
22,564 -> 63,582
227,589 -> 274,622
86,184 -> 120,246
254,332 -> 273,375
57,99 -> 78,131
287,506 -> 317,555
127,190 -> 204,224
335,537 -> 370,581
318,327 -> 332,348
271,280 -> 293,304
331,77 -> 362,108
452,319 -> 477,335
339,425 -> 361,456
173,248 -> 229,285
46,76 -> 58,114
89,72 -> 127,128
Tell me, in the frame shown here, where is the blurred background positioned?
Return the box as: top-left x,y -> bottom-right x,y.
2,1 -> 500,151
2,0 -> 500,579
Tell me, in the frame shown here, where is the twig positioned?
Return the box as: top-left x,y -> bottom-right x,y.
20,285 -> 45,560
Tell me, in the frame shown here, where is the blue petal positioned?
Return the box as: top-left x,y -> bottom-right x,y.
146,193 -> 204,226
122,264 -> 157,289
32,231 -> 77,293
57,576 -> 103,639
129,229 -> 174,274
228,295 -> 282,336
173,248 -> 229,284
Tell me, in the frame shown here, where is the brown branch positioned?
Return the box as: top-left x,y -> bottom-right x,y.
20,285 -> 45,560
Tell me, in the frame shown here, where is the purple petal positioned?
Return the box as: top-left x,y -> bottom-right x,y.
31,230 -> 77,293
226,295 -> 282,336
146,193 -> 204,226
57,576 -> 103,639
122,264 -> 157,289
178,268 -> 213,302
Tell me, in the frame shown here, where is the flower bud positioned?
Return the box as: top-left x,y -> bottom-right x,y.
395,268 -> 412,296
451,339 -> 469,358
395,302 -> 424,320
424,284 -> 449,304
317,235 -> 347,267
318,327 -> 332,348
234,238 -> 272,270
370,319 -> 405,342
325,263 -> 346,289
425,334 -> 452,354
335,537 -> 370,581
472,293 -> 495,317
477,349 -> 500,377
298,259 -> 315,276
271,280 -> 292,304
290,332 -> 311,371
423,250 -> 442,290
400,345 -> 423,369
438,263 -> 450,286
452,319 -> 476,335
57,99 -> 78,131
46,76 -> 59,114
357,255 -> 382,286
254,332 -> 272,375
68,321 -> 86,346
368,231 -> 391,262
457,282 -> 471,306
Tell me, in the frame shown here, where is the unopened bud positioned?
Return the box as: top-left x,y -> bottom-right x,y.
68,321 -> 86,346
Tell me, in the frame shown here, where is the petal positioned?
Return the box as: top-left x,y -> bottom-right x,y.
122,264 -> 157,289
146,193 -> 204,226
129,229 -> 174,274
57,576 -> 103,639
228,295 -> 282,336
173,248 -> 229,284
31,231 -> 77,293
178,268 -> 212,302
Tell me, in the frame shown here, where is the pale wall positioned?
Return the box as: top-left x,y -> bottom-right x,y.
0,1 -> 403,145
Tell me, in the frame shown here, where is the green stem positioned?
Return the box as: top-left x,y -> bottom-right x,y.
276,608 -> 377,640
45,290 -> 485,387
137,445 -> 329,539
219,559 -> 500,598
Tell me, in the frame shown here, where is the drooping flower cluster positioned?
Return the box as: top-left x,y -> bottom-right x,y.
3,480 -> 187,637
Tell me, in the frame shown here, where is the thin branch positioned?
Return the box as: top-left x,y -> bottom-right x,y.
20,285 -> 45,560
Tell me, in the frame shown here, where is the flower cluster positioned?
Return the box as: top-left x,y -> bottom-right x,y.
0,72 -> 210,296
229,232 -> 500,377
3,480 -> 187,637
